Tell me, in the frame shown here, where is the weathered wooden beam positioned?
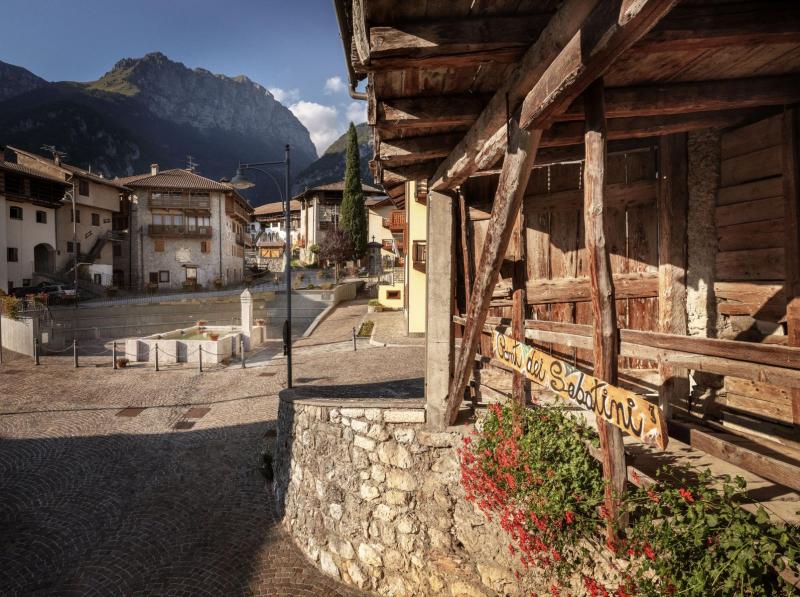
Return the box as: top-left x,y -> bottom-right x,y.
783,107 -> 800,425
634,1 -> 800,52
559,76 -> 800,122
458,189 -> 473,309
446,118 -> 542,424
366,3 -> 800,70
369,14 -> 550,69
583,79 -> 627,541
382,162 -> 439,188
657,133 -> 689,421
544,109 -> 771,149
377,95 -> 487,129
525,272 -> 657,304
511,205 -> 528,405
351,0 -> 371,68
425,190 -> 456,430
525,180 -> 656,213
379,133 -> 463,167
432,0 -> 678,191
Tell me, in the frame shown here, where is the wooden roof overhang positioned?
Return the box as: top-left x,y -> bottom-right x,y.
335,0 -> 800,196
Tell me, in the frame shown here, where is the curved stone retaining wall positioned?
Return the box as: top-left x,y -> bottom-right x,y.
273,397 -> 532,596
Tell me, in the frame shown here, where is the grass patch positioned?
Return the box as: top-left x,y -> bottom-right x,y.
357,320 -> 374,337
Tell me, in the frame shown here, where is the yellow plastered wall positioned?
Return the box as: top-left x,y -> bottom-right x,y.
378,280 -> 404,309
406,180 -> 427,335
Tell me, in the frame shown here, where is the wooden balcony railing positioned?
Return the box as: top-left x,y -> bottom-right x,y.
148,224 -> 212,238
150,194 -> 210,210
225,199 -> 251,223
382,210 -> 406,232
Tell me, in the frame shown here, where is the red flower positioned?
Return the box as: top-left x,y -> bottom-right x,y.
679,488 -> 695,503
564,511 -> 574,525
647,489 -> 660,504
643,543 -> 655,560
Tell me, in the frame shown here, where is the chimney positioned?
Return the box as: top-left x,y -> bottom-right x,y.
150,163 -> 159,176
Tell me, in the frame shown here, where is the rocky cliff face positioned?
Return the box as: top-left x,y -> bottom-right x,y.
293,123 -> 374,194
0,54 -> 317,186
0,61 -> 46,102
92,53 -> 316,162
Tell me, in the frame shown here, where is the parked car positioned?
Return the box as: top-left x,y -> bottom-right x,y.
42,284 -> 77,303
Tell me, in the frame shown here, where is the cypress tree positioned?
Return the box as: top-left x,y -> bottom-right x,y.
340,122 -> 367,257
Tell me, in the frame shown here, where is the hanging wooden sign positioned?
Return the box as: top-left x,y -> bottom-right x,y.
492,330 -> 668,450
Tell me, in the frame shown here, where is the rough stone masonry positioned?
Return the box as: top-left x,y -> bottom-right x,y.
272,398 -> 542,597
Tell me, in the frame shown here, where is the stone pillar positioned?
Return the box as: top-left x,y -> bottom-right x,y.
425,190 -> 455,430
240,288 -> 253,350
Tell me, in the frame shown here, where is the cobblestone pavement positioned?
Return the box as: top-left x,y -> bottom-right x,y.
366,311 -> 424,347
0,303 -> 424,596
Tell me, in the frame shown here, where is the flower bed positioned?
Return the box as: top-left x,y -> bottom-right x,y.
459,403 -> 800,596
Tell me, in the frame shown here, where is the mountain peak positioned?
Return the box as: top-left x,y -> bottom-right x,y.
0,60 -> 47,102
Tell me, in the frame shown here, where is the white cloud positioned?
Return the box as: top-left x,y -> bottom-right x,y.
345,101 -> 367,125
324,76 -> 346,95
268,86 -> 300,104
289,101 -> 341,155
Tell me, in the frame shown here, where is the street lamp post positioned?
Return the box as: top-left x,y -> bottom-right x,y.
231,145 -> 292,388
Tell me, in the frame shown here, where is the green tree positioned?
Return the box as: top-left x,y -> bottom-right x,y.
339,122 -> 367,258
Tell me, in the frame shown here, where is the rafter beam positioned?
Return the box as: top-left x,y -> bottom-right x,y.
379,107 -> 767,168
377,95 -> 488,130
365,2 -> 799,71
431,0 -> 679,191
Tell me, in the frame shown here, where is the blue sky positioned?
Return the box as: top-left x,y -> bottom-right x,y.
0,0 -> 365,154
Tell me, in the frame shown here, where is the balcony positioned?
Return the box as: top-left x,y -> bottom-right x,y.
225,198 -> 251,223
148,224 -> 212,238
382,210 -> 406,232
150,194 -> 210,210
412,240 -> 426,273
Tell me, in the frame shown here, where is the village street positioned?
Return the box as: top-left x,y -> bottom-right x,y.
0,302 -> 423,596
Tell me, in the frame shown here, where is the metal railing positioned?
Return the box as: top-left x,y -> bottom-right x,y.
148,224 -> 213,238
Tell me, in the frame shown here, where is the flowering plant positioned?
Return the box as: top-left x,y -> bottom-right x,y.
459,402 -> 800,595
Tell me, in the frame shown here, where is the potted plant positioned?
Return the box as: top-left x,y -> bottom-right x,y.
196,320 -> 207,329
255,318 -> 266,326
208,332 -> 220,341
368,299 -> 383,313
116,357 -> 129,368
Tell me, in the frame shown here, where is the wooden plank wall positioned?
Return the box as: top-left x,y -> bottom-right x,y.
464,149 -> 659,395
715,115 -> 794,432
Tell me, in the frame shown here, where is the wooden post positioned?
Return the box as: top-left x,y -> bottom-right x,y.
511,206 -> 529,404
426,190 -> 456,430
783,107 -> 800,424
446,119 -> 542,424
583,79 -> 627,541
657,133 -> 690,420
458,189 -> 473,308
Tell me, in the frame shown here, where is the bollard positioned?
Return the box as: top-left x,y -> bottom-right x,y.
34,338 -> 40,365
198,346 -> 203,373
240,336 -> 246,369
73,339 -> 78,368
112,341 -> 117,370
352,327 -> 357,352
155,344 -> 159,372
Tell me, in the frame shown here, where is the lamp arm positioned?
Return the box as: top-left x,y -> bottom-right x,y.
241,165 -> 284,201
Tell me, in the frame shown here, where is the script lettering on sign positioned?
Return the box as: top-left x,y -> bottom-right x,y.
492,330 -> 668,450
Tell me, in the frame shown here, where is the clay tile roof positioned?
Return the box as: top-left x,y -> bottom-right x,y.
4,146 -> 130,191
0,161 -> 70,185
253,200 -> 302,216
365,195 -> 391,207
293,180 -> 383,199
115,169 -> 234,191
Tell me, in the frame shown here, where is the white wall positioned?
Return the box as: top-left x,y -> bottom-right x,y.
0,196 -> 7,293
4,201 -> 59,289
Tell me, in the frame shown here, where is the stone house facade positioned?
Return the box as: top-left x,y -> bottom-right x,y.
115,165 -> 253,291
6,146 -> 126,287
296,181 -> 383,263
0,160 -> 67,293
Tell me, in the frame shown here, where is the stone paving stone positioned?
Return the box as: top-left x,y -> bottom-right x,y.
0,348 -> 393,597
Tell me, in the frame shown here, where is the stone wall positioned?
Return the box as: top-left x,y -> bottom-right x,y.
273,398 -> 534,596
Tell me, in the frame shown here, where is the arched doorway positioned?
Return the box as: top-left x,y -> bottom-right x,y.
34,243 -> 55,273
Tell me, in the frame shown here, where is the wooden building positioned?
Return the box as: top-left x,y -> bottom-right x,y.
335,0 -> 800,522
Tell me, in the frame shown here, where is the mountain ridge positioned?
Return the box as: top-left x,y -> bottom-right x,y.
0,54 -> 317,205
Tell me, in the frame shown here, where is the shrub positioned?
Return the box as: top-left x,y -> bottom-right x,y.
368,299 -> 381,307
460,402 -> 800,595
0,295 -> 22,320
116,357 -> 129,368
